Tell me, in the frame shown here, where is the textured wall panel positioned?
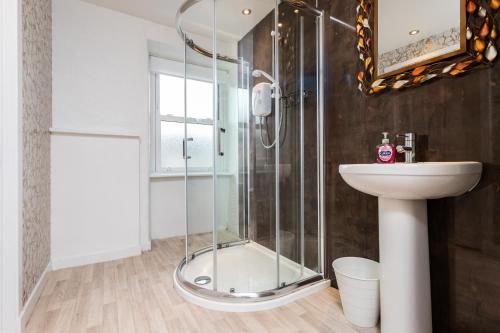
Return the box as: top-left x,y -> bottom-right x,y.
21,0 -> 52,306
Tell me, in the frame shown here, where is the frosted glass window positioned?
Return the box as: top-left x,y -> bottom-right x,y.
186,80 -> 213,120
154,73 -> 214,173
185,123 -> 213,170
160,122 -> 213,171
159,74 -> 213,120
160,122 -> 184,170
159,75 -> 184,116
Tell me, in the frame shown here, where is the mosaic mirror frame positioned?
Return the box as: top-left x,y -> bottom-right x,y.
357,0 -> 500,95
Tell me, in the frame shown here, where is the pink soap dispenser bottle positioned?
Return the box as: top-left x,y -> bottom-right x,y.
376,132 -> 396,163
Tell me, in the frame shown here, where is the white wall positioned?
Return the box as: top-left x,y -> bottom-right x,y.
52,0 -> 153,262
150,176 -> 212,239
149,177 -> 185,239
150,174 -> 239,240
52,0 -> 237,267
51,132 -> 141,268
1,0 -> 22,331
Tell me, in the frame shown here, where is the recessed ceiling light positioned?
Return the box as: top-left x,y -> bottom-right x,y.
242,8 -> 252,15
294,9 -> 299,14
278,22 -> 283,28
409,29 -> 420,36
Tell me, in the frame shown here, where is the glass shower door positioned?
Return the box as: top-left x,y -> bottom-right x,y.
213,0 -> 280,294
277,2 -> 323,288
184,33 -> 214,268
212,57 -> 244,293
179,0 -> 323,296
212,0 -> 246,293
214,58 -> 242,247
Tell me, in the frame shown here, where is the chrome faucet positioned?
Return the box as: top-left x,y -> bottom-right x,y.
396,133 -> 417,163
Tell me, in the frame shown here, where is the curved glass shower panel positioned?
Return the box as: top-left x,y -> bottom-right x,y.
183,1 -> 215,275
277,2 -> 322,288
236,3 -> 280,292
214,58 -> 241,247
175,0 -> 325,305
213,0 -> 279,293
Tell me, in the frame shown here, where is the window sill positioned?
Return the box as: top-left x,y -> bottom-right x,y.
150,172 -> 234,179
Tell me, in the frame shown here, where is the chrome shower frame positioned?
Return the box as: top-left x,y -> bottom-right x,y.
175,0 -> 322,65
175,245 -> 325,303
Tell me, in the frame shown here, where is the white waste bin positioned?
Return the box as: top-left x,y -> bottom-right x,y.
332,257 -> 380,328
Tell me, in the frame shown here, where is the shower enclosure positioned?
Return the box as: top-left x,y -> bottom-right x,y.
173,0 -> 326,310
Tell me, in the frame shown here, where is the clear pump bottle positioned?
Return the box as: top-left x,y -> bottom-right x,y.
376,132 -> 396,163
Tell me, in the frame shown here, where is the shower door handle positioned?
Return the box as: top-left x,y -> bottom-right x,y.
183,137 -> 193,160
218,128 -> 226,157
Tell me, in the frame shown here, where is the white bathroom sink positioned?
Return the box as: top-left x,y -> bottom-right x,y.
339,162 -> 482,200
338,161 -> 482,333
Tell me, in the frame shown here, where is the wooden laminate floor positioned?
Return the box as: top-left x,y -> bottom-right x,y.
26,236 -> 380,333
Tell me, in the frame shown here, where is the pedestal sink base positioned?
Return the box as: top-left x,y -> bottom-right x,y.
340,162 -> 482,332
379,198 -> 432,333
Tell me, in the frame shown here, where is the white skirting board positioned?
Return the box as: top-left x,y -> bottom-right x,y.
51,246 -> 142,270
20,262 -> 52,330
142,241 -> 152,252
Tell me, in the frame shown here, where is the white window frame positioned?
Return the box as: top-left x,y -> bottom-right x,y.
149,57 -> 214,174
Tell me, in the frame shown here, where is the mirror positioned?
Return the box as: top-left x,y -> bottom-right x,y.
375,0 -> 466,78
356,0 -> 500,95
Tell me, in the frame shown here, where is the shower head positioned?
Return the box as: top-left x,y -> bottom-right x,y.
252,69 -> 276,85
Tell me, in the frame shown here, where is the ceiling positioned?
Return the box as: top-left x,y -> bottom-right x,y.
83,0 -> 275,41
378,0 -> 461,53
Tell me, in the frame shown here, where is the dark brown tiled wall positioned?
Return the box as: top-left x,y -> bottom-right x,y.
322,1 -> 500,332
240,1 -> 500,330
239,6 -> 321,271
239,12 -> 277,252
